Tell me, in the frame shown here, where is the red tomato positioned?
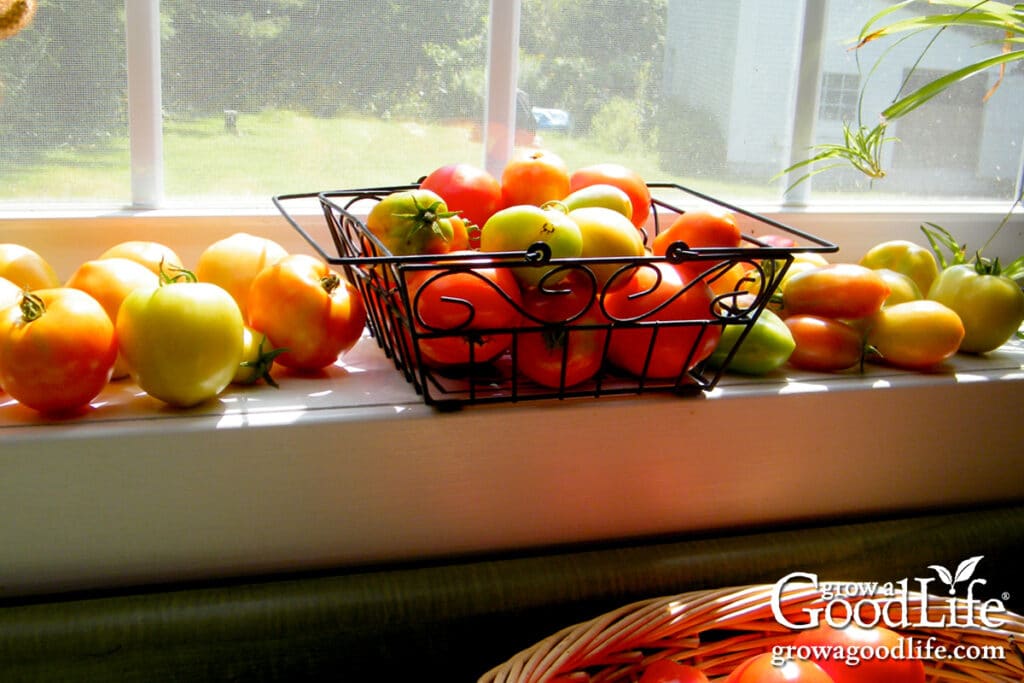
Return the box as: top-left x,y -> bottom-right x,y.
420,163 -> 503,245
0,288 -> 117,414
784,314 -> 864,372
404,255 -> 523,366
501,148 -> 570,207
783,264 -> 891,320
792,624 -> 925,683
570,163 -> 652,229
247,254 -> 367,371
603,261 -> 721,379
726,653 -> 834,683
516,272 -> 608,389
652,209 -> 743,283
639,659 -> 710,683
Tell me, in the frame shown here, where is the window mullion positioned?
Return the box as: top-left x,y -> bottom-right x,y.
783,0 -> 829,207
482,0 -> 521,179
124,0 -> 164,209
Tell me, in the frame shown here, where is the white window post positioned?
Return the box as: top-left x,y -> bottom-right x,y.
125,0 -> 164,209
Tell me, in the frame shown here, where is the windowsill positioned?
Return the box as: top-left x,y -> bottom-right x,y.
2,331 -> 1022,599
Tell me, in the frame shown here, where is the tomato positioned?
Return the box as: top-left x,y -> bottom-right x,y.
926,263 -> 1024,353
725,653 -> 834,683
638,659 -> 710,683
501,148 -> 571,207
0,243 -> 60,290
0,288 -> 117,414
569,163 -> 651,229
516,272 -> 608,389
247,254 -> 367,371
479,204 -> 583,287
859,239 -> 939,296
757,234 -> 798,248
365,189 -> 457,256
562,183 -> 634,222
567,206 -> 645,287
117,276 -> 245,407
448,214 -> 472,252
603,261 -> 721,379
865,300 -> 964,369
233,325 -> 286,387
707,308 -> 795,375
100,240 -> 184,276
652,209 -> 742,282
195,232 -> 288,320
783,264 -> 890,320
419,163 -> 503,245
792,624 -> 925,683
404,255 -> 522,366
874,268 -> 922,307
784,315 -> 864,372
65,257 -> 160,379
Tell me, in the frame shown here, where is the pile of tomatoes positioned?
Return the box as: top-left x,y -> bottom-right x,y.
0,235 -> 366,415
636,623 -> 926,683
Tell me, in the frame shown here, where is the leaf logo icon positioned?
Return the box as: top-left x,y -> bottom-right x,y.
929,555 -> 984,595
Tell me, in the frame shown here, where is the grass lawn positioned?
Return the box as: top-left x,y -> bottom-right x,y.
1,109 -> 776,206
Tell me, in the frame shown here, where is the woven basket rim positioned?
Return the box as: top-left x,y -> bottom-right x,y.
479,583 -> 1024,683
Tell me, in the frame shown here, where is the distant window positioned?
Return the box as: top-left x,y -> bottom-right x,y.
820,72 -> 861,121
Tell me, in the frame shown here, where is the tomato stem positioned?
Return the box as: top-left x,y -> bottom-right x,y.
239,335 -> 288,388
321,273 -> 341,294
19,291 -> 46,322
158,258 -> 198,285
393,195 -> 459,244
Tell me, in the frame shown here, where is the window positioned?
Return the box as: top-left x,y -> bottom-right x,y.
820,72 -> 861,122
1,0 -> 1022,212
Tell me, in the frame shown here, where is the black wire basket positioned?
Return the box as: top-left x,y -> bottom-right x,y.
273,182 -> 837,410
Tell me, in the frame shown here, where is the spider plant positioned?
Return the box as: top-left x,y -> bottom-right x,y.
779,0 -> 1024,192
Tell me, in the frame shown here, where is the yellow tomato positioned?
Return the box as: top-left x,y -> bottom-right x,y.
0,243 -> 60,290
196,232 -> 288,321
100,240 -> 184,276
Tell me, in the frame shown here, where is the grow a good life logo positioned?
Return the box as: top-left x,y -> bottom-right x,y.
771,556 -> 1010,630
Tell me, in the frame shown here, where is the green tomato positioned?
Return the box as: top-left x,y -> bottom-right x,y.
926,263 -> 1024,353
859,239 -> 939,295
875,268 -> 922,307
706,308 -> 795,375
561,183 -> 634,221
117,281 -> 245,407
479,204 -> 583,286
365,189 -> 456,256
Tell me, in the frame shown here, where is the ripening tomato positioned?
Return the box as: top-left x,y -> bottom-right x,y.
419,163 -> 503,243
0,276 -> 21,310
404,254 -> 523,366
638,659 -> 710,683
792,624 -> 925,683
562,183 -> 634,222
706,308 -> 795,376
866,300 -> 964,369
232,325 -> 286,387
118,279 -> 245,407
65,257 -> 160,379
874,268 -> 922,307
652,209 -> 743,282
569,163 -> 651,229
0,288 -> 117,414
501,148 -> 571,207
247,254 -> 367,371
926,263 -> 1024,353
365,189 -> 457,256
783,264 -> 890,320
785,314 -> 864,372
859,239 -> 939,296
100,240 -> 184,276
516,272 -> 608,389
725,653 -> 834,683
195,232 -> 288,320
0,243 -> 61,291
480,204 -> 583,287
603,261 -> 721,379
567,206 -> 646,288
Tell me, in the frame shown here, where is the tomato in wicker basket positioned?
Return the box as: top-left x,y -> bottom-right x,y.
793,624 -> 925,683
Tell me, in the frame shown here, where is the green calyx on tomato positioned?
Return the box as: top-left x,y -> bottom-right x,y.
234,327 -> 288,388
366,189 -> 458,256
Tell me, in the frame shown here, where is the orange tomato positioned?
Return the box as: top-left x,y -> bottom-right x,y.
0,243 -> 61,290
653,209 -> 742,254
195,232 -> 288,320
0,288 -> 117,414
100,240 -> 183,276
785,314 -> 864,372
65,257 -> 160,379
501,148 -> 570,207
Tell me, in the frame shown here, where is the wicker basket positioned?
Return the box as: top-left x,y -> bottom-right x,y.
479,584 -> 1024,683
